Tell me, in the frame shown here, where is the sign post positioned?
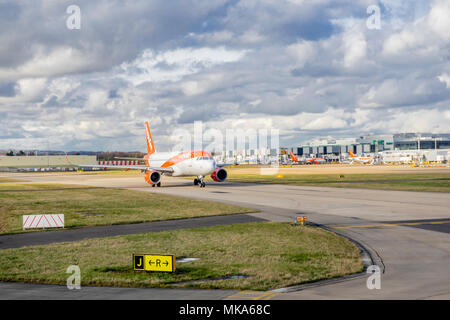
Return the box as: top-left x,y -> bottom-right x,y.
293,216 -> 307,226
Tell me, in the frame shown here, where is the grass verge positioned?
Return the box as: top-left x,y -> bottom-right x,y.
0,183 -> 255,234
0,178 -> 27,183
224,172 -> 450,192
0,182 -> 95,191
0,222 -> 363,290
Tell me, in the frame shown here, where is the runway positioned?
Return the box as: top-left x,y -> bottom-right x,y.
1,172 -> 450,299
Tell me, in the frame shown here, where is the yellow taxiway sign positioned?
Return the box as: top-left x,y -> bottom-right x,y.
133,254 -> 176,272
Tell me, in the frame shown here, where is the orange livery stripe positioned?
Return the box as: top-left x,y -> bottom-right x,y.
161,151 -> 212,168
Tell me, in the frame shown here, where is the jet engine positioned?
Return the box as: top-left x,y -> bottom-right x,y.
211,168 -> 227,182
144,170 -> 161,185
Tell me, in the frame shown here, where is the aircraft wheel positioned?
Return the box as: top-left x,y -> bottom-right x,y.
194,178 -> 199,185
201,182 -> 206,188
157,182 -> 161,187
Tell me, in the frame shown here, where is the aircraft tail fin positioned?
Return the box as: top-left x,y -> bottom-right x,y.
289,152 -> 298,162
145,121 -> 156,155
348,150 -> 356,158
64,151 -> 74,167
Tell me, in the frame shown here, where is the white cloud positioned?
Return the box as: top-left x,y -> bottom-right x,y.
47,78 -> 81,100
427,0 -> 450,40
0,47 -> 98,81
438,74 -> 450,88
286,41 -> 316,67
382,0 -> 449,58
0,78 -> 47,104
239,30 -> 265,44
343,30 -> 367,68
119,47 -> 248,85
363,108 -> 450,133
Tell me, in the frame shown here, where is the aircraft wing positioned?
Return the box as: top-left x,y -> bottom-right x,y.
216,161 -> 245,167
64,151 -> 173,173
216,163 -> 236,167
77,164 -> 174,173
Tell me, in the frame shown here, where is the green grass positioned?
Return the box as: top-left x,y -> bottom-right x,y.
0,178 -> 27,183
0,222 -> 363,291
224,172 -> 450,192
0,182 -> 95,191
0,183 -> 255,234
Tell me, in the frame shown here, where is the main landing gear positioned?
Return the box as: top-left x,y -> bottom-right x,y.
151,182 -> 161,187
194,176 -> 206,188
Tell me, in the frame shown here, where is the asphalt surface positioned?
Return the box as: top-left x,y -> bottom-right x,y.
1,172 -> 450,300
0,282 -> 236,300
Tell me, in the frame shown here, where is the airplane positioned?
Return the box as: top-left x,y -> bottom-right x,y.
74,121 -> 229,188
289,152 -> 326,164
348,150 -> 375,165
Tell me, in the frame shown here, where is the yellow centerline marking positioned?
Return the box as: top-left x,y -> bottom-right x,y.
333,220 -> 450,229
262,292 -> 281,300
225,291 -> 282,300
252,291 -> 275,300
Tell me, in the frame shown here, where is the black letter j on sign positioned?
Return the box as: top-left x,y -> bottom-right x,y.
134,255 -> 144,270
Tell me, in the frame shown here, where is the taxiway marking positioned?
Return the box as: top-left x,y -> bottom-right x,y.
332,220 -> 450,229
225,290 -> 281,300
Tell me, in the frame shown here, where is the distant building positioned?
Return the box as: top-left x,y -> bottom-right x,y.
0,155 -> 97,168
294,133 -> 450,158
393,133 -> 450,150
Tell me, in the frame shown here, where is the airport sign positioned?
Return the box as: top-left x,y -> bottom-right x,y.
23,214 -> 64,229
133,254 -> 176,272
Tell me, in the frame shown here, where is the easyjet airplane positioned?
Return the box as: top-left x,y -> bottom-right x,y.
348,150 -> 375,165
289,152 -> 326,164
77,121 -> 228,188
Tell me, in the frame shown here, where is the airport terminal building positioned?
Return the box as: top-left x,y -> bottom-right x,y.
216,132 -> 450,164
293,133 -> 450,158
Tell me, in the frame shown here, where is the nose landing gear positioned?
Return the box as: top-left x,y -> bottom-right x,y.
194,176 -> 206,188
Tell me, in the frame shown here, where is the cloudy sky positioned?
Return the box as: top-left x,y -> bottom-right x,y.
0,0 -> 449,152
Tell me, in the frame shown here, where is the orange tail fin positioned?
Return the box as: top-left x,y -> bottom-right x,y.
348,150 -> 356,158
290,152 -> 298,162
145,121 -> 156,156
